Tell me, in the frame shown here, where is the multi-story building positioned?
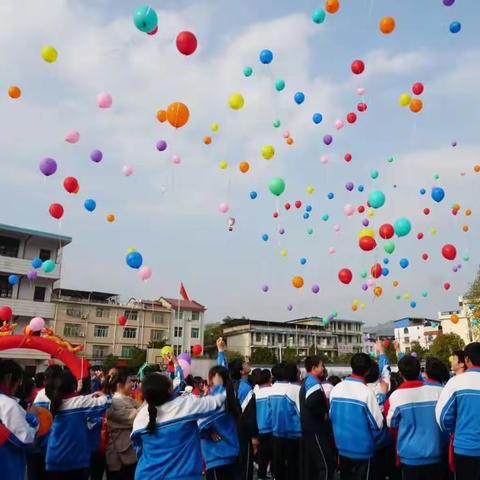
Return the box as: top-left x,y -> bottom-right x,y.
394,317 -> 441,352
438,297 -> 478,346
363,321 -> 396,354
0,224 -> 71,372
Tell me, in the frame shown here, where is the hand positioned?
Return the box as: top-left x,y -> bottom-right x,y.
77,378 -> 83,393
394,340 -> 400,353
210,431 -> 222,442
216,337 -> 225,352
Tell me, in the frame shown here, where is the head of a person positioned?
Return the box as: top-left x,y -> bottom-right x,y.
0,359 -> 23,395
284,363 -> 299,383
328,375 -> 341,387
259,369 -> 272,386
105,368 -> 133,396
16,373 -> 35,408
465,342 -> 480,369
208,365 -> 240,419
426,357 -> 450,384
450,350 -> 466,374
228,358 -> 251,381
142,373 -> 173,434
398,355 -> 421,381
364,362 -> 380,384
271,363 -> 285,382
46,368 -> 77,416
184,375 -> 194,388
389,372 -> 404,392
193,376 -> 205,390
34,372 -> 45,389
305,356 -> 324,380
90,366 -> 102,379
350,353 -> 373,377
250,368 -> 262,385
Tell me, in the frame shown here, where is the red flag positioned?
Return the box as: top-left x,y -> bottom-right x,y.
179,282 -> 189,301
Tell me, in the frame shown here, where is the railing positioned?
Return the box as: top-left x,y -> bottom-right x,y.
8,298 -> 55,318
0,256 -> 60,280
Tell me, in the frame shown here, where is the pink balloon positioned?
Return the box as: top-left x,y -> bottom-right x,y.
334,224 -> 341,232
367,279 -> 375,287
219,202 -> 230,213
357,87 -> 366,96
344,204 -> 354,216
138,266 -> 152,281
178,358 -> 191,377
283,130 -> 290,139
320,155 -> 329,165
335,119 -> 344,130
65,130 -> 80,144
122,165 -> 133,176
171,155 -> 181,165
97,92 -> 112,108
328,247 -> 336,254
29,316 -> 45,332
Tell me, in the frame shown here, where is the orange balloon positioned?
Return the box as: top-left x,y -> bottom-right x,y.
8,86 -> 21,99
325,0 -> 340,14
239,161 -> 250,173
36,407 -> 53,436
156,110 -> 167,123
292,276 -> 304,288
286,137 -> 294,145
463,225 -> 469,232
451,314 -> 459,324
409,98 -> 423,113
379,16 -> 395,34
374,286 -> 383,297
106,214 -> 115,223
166,102 -> 190,128
352,304 -> 358,312
465,209 -> 472,216
474,164 -> 480,173
204,136 -> 212,145
393,280 -> 399,287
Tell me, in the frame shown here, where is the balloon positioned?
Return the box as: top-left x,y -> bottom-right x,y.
312,113 -> 323,124
133,5 -> 158,33
443,0 -> 455,5
357,102 -> 367,112
211,123 -> 219,132
259,49 -> 273,64
65,130 -> 80,144
30,258 -> 42,270
160,345 -> 173,356
312,285 -> 320,294
451,314 -> 459,324
239,162 -> 250,173
371,263 -> 382,279
400,258 -> 409,269
97,92 -> 112,109
177,353 -> 191,365
118,315 -> 128,326
39,158 -> 57,176
280,249 -> 287,257
409,98 -> 423,113
269,177 -> 286,196
41,45 -> 58,63
178,359 -> 190,377
444,282 -> 451,290
126,252 -> 143,269
359,236 -> 377,251
262,234 -> 269,242
325,0 -> 340,14
442,244 -> 457,261
384,241 -> 395,255
399,93 -> 411,107
122,165 -> 133,176
8,86 -> 21,99
312,9 -> 326,23
84,199 -> 96,212
358,228 -> 375,238
374,286 -> 383,297
63,177 -> 79,194
344,153 -> 352,162
292,276 -> 304,289
335,120 -> 344,130
338,268 -> 353,285
379,224 -> 394,239
449,21 -> 461,34
156,110 -> 167,123
323,134 -> 333,145
370,169 -> 379,180
27,271 -> 38,281
7,275 -> 18,286
203,136 -> 212,145
431,187 -> 445,203
261,285 -> 269,292
346,112 -> 357,124
351,59 -> 365,75
275,80 -> 286,91
156,140 -> 167,152
219,202 -> 230,214
0,306 -> 12,322
171,155 -> 181,165
147,26 -> 158,35
262,145 -> 275,160
167,102 -> 190,128
344,204 -> 354,216
49,203 -> 64,220
176,31 -> 197,55
243,66 -> 253,77
138,266 -> 152,281
394,218 -> 412,237
29,317 -> 45,332
369,190 -> 386,209
412,82 -> 424,95
379,16 -> 395,34
36,407 -> 53,436
42,260 -> 56,273
294,92 -> 305,104
228,93 -> 244,110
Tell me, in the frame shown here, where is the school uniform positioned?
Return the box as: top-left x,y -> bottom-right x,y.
254,384 -> 273,480
130,388 -> 226,480
436,367 -> 480,479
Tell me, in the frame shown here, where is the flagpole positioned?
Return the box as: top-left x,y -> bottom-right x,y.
177,296 -> 181,355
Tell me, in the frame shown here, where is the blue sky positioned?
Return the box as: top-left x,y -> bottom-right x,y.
1,0 -> 479,326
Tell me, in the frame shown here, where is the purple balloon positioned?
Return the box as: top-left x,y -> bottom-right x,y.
287,304 -> 293,311
362,283 -> 369,291
311,284 -> 320,294
453,267 -> 458,273
345,182 -> 354,191
156,140 -> 167,151
443,0 -> 455,5
90,149 -> 103,163
411,352 -> 418,358
27,271 -> 38,281
261,285 -> 269,292
178,352 -> 192,364
278,228 -> 285,235
39,158 -> 57,176
323,134 -> 333,146
362,218 -> 369,227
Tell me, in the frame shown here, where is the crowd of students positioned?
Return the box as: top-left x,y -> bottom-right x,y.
1,337 -> 480,480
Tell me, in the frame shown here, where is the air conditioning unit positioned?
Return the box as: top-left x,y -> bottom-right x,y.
81,314 -> 88,319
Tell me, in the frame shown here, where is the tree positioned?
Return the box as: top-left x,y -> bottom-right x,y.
147,339 -> 167,349
127,347 -> 147,370
250,348 -> 277,365
429,333 -> 465,365
226,350 -> 245,363
409,341 -> 429,361
282,347 -> 300,363
307,345 -> 331,364
384,343 -> 398,364
102,354 -> 119,370
333,353 -> 354,365
204,323 -> 223,347
465,266 -> 480,301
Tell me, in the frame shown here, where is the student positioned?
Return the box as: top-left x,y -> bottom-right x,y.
0,359 -> 39,480
199,366 -> 240,480
436,342 -> 480,479
300,356 -> 335,480
45,368 -> 112,480
270,362 -> 302,480
424,357 -> 450,386
449,350 -> 466,376
105,368 -> 139,480
330,353 -> 386,480
385,355 -> 446,479
131,371 -> 226,480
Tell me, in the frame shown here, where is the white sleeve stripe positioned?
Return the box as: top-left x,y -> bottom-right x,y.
305,384 -> 321,399
241,390 -> 253,412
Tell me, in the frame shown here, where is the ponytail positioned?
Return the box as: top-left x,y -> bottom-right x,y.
46,369 -> 77,416
208,366 -> 240,420
147,403 -> 158,434
141,373 -> 172,435
104,368 -> 130,395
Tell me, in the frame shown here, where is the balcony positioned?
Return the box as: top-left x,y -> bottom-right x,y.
8,298 -> 55,318
0,256 -> 60,280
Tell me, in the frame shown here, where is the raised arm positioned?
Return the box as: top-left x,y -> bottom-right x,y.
216,337 -> 228,367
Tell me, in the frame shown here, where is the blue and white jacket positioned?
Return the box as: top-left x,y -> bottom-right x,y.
330,376 -> 386,459
46,393 -> 111,471
0,392 -> 39,480
386,380 -> 444,465
436,367 -> 480,456
299,374 -> 330,436
131,388 -> 226,480
254,385 -> 273,434
269,381 -> 301,439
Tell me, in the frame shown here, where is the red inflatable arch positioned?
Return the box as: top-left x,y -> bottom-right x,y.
0,335 -> 90,379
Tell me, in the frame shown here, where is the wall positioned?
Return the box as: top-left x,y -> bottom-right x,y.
441,317 -> 472,345
225,332 -> 250,356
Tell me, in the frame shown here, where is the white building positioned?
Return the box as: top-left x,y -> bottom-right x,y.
394,317 -> 441,353
438,297 -> 477,345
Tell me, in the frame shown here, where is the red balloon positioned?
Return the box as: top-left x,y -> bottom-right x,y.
412,82 -> 424,95
444,282 -> 451,290
423,208 -> 430,215
442,244 -> 457,261
284,203 -> 291,210
422,253 -> 429,261
63,177 -> 79,194
192,344 -> 203,356
417,232 -> 424,240
147,26 -> 158,36
357,205 -> 365,213
371,263 -> 382,279
383,339 -> 391,348
338,268 -> 353,285
379,224 -> 394,239
344,153 -> 352,162
346,112 -> 357,124
118,315 -> 127,326
49,203 -> 64,220
0,306 -> 13,322
295,200 -> 302,209
359,236 -> 377,251
351,59 -> 365,75
273,212 -> 279,218
357,102 -> 367,112
176,31 -> 198,56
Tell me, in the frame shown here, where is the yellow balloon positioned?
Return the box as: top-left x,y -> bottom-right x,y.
160,345 -> 173,355
404,293 -> 411,300
367,209 -> 375,217
219,161 -> 228,169
211,122 -> 219,132
127,248 -> 136,253
399,92 -> 411,107
229,93 -> 244,110
41,45 -> 58,63
358,228 -> 375,239
353,299 -> 359,305
280,249 -> 288,257
360,303 -> 366,310
306,185 -> 315,194
430,227 -> 437,236
262,145 -> 275,160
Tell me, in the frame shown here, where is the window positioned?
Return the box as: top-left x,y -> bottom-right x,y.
403,328 -> 409,334
0,275 -> 13,298
0,236 -> 19,258
192,312 -> 200,321
121,346 -> 135,358
64,323 -> 81,337
94,325 -> 109,337
150,329 -> 164,341
174,327 -> 183,338
39,249 -> 51,261
96,308 -> 108,318
175,311 -> 183,320
174,345 -> 182,356
153,313 -> 164,325
124,310 -> 137,321
255,332 -> 261,342
191,328 -> 199,339
33,286 -> 46,302
66,308 -> 81,318
123,328 -> 137,339
92,345 -> 109,358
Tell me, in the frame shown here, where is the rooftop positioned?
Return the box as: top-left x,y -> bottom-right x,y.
0,224 -> 72,246
158,297 -> 206,312
288,316 -> 363,325
52,288 -> 118,304
222,318 -> 339,333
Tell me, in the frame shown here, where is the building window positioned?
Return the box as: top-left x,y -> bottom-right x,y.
175,310 -> 183,320
150,329 -> 165,341
192,312 -> 200,321
66,308 -> 82,318
121,346 -> 136,358
191,328 -> 199,339
403,328 -> 409,334
255,333 -> 261,342
0,236 -> 19,258
94,325 -> 109,338
96,308 -> 107,318
92,345 -> 109,358
64,323 -> 81,337
0,275 -> 13,298
174,345 -> 183,356
123,328 -> 137,339
33,286 -> 46,302
39,249 -> 51,261
174,327 -> 183,338
124,310 -> 137,321
153,313 -> 164,325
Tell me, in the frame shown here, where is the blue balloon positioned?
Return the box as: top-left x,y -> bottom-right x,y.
84,199 -> 96,212
400,258 -> 409,269
449,21 -> 461,33
312,9 -> 326,24
327,192 -> 334,200
303,213 -> 310,219
250,191 -> 257,199
133,5 -> 158,33
382,268 -> 389,277
383,258 -> 389,265
32,257 -> 42,269
259,49 -> 273,64
312,113 -> 323,124
431,187 -> 445,203
358,185 -> 364,192
300,257 -> 307,265
410,301 -> 417,308
262,234 -> 269,242
306,205 -> 312,212
126,252 -> 143,269
420,188 -> 426,195
294,92 -> 305,105
8,274 -> 18,285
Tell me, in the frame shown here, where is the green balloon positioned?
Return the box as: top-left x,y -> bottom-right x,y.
387,156 -> 394,163
322,213 -> 329,221
369,190 -> 386,209
243,66 -> 253,77
275,79 -> 286,91
464,255 -> 470,261
370,169 -> 379,179
395,295 -> 401,300
394,217 -> 412,237
268,177 -> 286,196
422,291 -> 428,298
360,271 -> 367,279
312,9 -> 326,24
42,259 -> 56,273
383,240 -> 395,254
307,228 -> 314,235
273,119 -> 281,128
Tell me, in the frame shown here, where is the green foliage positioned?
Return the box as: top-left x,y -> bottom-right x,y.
333,353 -> 354,364
465,266 -> 480,301
282,347 -> 300,363
126,347 -> 147,369
227,350 -> 245,363
204,323 -> 223,347
429,333 -> 465,365
307,345 -> 331,364
147,339 -> 167,349
384,343 -> 398,364
250,347 -> 277,365
409,341 -> 429,361
102,354 -> 119,370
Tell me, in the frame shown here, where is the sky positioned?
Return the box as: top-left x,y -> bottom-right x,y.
1,0 -> 479,327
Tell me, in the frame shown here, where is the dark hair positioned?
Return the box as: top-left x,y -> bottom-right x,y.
34,372 -> 45,389
249,368 -> 262,385
259,369 -> 272,385
305,356 -> 323,373
17,373 -> 35,409
44,364 -> 63,382
271,363 -> 285,382
284,363 -> 299,383
389,372 -> 404,393
398,355 -> 420,381
328,375 -> 341,387
465,342 -> 480,367
184,375 -> 195,388
105,368 -> 130,395
426,357 -> 450,384
351,353 -> 372,376
0,359 -> 23,394
46,369 -> 77,416
208,366 -> 240,420
364,362 -> 380,384
228,358 -> 244,381
193,376 -> 205,389
142,373 -> 172,434
453,350 -> 465,365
